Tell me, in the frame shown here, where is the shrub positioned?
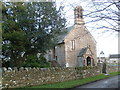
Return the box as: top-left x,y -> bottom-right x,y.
22,55 -> 50,68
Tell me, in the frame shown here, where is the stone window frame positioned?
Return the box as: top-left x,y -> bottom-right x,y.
71,40 -> 75,50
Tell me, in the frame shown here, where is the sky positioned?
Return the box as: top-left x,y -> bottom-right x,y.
56,0 -> 118,57
2,0 -> 118,57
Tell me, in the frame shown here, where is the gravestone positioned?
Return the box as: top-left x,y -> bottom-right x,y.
102,62 -> 106,73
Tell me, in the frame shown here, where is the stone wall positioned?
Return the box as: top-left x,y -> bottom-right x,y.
55,44 -> 66,67
107,66 -> 119,73
2,66 -> 119,88
2,67 -> 101,88
64,24 -> 97,67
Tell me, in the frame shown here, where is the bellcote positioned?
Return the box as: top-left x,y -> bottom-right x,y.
74,6 -> 84,25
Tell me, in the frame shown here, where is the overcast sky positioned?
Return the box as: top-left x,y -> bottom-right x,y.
56,0 -> 118,57
2,0 -> 118,57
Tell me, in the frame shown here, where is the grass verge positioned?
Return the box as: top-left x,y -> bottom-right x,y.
14,72 -> 120,89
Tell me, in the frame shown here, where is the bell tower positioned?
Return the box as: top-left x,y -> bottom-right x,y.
74,6 -> 84,25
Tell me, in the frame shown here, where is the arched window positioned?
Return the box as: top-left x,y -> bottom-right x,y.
76,8 -> 83,18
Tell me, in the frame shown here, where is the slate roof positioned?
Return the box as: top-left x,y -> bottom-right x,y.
109,54 -> 120,58
78,47 -> 88,57
57,26 -> 74,44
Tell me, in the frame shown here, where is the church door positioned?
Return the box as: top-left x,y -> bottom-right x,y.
86,56 -> 91,66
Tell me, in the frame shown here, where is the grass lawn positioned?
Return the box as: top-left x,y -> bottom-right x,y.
15,72 -> 120,89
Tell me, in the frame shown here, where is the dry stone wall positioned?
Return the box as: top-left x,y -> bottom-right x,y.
107,66 -> 119,73
2,67 -> 101,88
2,66 -> 119,88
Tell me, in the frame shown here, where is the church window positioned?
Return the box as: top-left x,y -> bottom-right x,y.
71,40 -> 75,50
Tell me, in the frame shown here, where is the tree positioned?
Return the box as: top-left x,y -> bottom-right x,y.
84,0 -> 119,32
56,0 -> 119,33
2,2 -> 66,67
2,2 -> 30,67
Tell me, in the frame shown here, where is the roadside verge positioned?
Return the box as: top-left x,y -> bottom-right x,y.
18,72 -> 120,89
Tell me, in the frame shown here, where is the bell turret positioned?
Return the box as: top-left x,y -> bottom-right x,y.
74,6 -> 84,25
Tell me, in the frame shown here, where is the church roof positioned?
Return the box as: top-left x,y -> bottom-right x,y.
78,47 -> 88,57
109,54 -> 120,58
57,26 -> 74,44
78,47 -> 94,57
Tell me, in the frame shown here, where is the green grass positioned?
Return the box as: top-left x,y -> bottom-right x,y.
15,71 -> 120,89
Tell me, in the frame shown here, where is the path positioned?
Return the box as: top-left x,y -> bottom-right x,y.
71,75 -> 120,89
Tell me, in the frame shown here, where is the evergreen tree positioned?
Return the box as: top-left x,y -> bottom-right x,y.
2,2 -> 66,67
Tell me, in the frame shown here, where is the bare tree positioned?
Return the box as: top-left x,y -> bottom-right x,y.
84,0 -> 119,32
56,0 -> 119,33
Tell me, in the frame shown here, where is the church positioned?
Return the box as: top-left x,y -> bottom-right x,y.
45,6 -> 97,67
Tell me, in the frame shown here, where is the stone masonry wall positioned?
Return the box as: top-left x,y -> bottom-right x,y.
2,66 -> 119,88
107,66 -> 119,73
64,25 -> 97,67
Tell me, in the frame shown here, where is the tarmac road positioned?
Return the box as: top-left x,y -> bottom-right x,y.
71,75 -> 120,89
0,68 -> 1,89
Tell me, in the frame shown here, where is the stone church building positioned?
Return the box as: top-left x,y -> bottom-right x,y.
45,6 -> 97,67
